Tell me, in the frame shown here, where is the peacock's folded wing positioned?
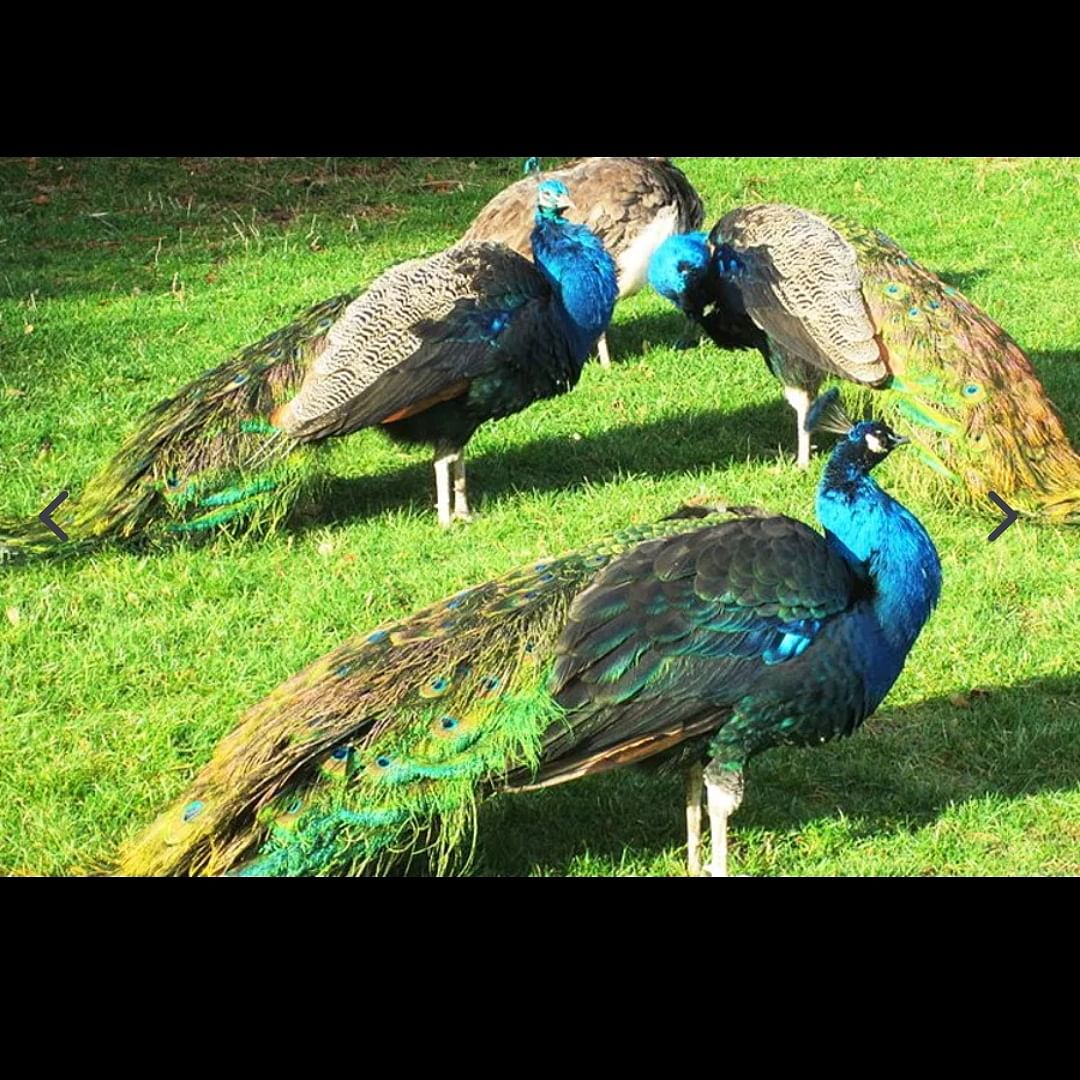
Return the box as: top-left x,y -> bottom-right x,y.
522,514 -> 860,785
275,243 -> 562,439
711,204 -> 889,385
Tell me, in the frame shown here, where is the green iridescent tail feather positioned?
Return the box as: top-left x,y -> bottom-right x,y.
113,515 -> 714,877
835,218 -> 1080,525
0,292 -> 356,566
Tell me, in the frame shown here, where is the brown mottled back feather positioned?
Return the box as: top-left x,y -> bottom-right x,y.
464,158 -> 704,300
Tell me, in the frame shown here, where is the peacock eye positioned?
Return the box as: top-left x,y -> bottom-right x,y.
331,746 -> 350,760
182,800 -> 204,823
376,756 -> 391,769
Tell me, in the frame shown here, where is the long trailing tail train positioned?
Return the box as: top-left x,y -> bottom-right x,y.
1,293 -> 348,564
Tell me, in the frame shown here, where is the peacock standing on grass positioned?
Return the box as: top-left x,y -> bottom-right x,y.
0,174 -> 618,562
463,157 -> 704,368
115,391 -> 940,878
648,204 -> 1080,523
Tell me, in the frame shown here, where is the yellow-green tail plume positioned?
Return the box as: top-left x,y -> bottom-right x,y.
113,515 -> 715,877
0,292 -> 355,567
839,218 -> 1080,524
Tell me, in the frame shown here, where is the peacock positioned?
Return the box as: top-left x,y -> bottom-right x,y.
115,390 -> 941,878
463,157 -> 704,368
648,204 -> 1080,523
0,176 -> 618,560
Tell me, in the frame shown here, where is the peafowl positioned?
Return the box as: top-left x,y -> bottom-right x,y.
463,157 -> 704,368
0,177 -> 618,560
648,204 -> 1080,523
115,390 -> 941,878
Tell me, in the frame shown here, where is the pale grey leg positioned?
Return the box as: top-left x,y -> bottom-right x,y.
452,451 -> 471,522
596,333 -> 612,369
434,452 -> 453,528
783,385 -> 814,468
686,762 -> 704,877
704,763 -> 745,878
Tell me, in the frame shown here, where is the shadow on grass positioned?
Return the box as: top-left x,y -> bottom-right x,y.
297,394 -> 792,531
0,391 -> 796,570
470,674 -> 1080,876
604,309 -> 707,362
301,347 -> 1080,534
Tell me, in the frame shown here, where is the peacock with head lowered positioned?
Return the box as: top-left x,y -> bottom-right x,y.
115,391 -> 941,878
0,168 -> 618,562
648,204 -> 1080,523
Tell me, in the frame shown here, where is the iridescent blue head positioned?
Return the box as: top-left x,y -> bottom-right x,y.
536,178 -> 574,219
808,388 -> 909,474
648,232 -> 710,309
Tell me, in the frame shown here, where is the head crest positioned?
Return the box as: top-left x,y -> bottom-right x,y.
805,388 -> 855,436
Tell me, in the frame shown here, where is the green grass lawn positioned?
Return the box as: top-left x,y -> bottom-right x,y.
2,156 -> 1079,876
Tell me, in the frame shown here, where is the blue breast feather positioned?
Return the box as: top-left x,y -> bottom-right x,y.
531,218 -> 618,355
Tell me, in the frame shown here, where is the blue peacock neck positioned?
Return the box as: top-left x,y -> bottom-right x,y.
817,449 -> 942,660
530,212 -> 618,359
